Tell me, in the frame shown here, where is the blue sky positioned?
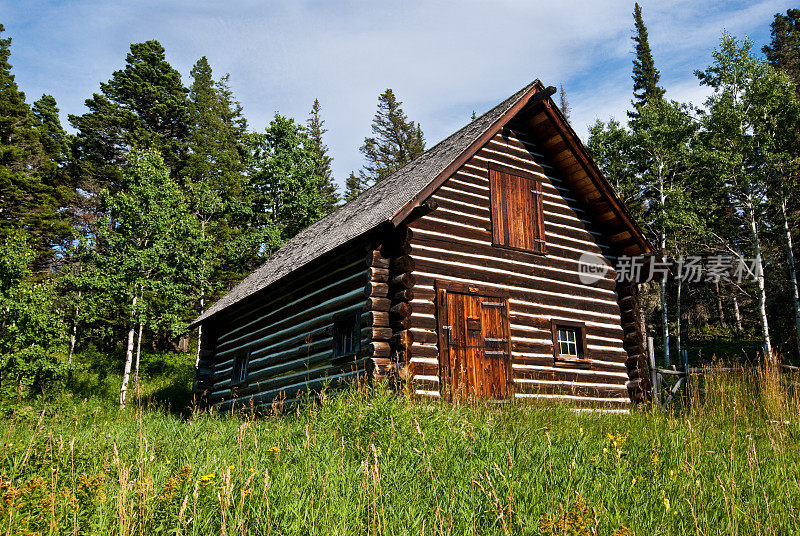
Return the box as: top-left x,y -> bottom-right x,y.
1,1 -> 794,187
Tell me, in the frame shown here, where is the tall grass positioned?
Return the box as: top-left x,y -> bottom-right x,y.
1,365 -> 798,535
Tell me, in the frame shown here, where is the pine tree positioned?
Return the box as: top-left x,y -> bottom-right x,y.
184,57 -> 248,228
559,84 -> 571,121
32,94 -> 75,255
69,40 -> 190,190
629,3 -> 665,118
307,99 -> 339,213
0,25 -> 64,266
183,57 -> 252,363
344,171 -> 365,201
359,89 -> 425,187
32,95 -> 69,167
763,9 -> 800,88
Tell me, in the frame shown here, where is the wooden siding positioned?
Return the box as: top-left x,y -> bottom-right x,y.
197,240 -> 374,411
406,123 -> 632,407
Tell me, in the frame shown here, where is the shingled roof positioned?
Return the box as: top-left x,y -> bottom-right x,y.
192,81 -> 542,325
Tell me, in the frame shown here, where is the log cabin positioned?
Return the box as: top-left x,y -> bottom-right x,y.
190,80 -> 653,411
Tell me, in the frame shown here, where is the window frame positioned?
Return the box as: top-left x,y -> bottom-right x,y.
332,311 -> 361,360
231,349 -> 251,386
550,319 -> 589,367
488,162 -> 546,255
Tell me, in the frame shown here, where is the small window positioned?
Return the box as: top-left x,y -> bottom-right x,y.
333,313 -> 361,359
551,320 -> 587,363
489,164 -> 546,254
557,327 -> 579,357
231,350 -> 250,386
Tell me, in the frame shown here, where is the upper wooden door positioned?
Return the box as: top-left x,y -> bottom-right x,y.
438,285 -> 512,400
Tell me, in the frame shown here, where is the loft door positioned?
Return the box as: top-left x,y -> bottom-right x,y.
438,285 -> 511,400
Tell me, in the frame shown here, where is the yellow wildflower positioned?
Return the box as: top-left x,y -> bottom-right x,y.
269,446 -> 281,453
198,473 -> 216,487
664,497 -> 671,511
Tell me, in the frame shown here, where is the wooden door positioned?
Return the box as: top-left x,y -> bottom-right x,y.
439,286 -> 511,400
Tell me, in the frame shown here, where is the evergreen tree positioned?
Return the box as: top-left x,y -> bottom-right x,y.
32,94 -> 75,255
32,95 -> 69,167
359,89 -> 425,187
307,99 -> 339,213
69,40 -> 189,191
629,3 -> 665,118
559,84 -> 571,121
184,57 -> 249,254
763,9 -> 800,88
244,115 -> 327,254
183,56 -> 251,365
0,25 -> 65,266
344,171 -> 365,201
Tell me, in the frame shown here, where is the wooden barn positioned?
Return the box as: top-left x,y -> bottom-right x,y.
190,80 -> 653,411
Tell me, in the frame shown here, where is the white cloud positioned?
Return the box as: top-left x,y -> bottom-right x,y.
2,0 -> 794,185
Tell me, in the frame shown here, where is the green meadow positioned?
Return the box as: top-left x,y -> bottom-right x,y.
0,353 -> 798,535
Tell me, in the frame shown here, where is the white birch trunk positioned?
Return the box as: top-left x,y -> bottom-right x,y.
119,294 -> 138,408
781,198 -> 800,356
746,193 -> 772,361
195,221 -> 206,369
676,276 -> 682,360
658,169 -> 670,366
733,292 -> 743,334
67,293 -> 79,365
195,295 -> 203,369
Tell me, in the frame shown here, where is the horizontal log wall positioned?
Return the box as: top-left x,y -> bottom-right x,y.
407,123 -> 632,408
202,240 -> 372,411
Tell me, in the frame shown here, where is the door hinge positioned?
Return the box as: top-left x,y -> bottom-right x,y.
481,302 -> 505,308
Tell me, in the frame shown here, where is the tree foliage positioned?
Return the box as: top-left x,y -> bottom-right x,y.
245,115 -> 327,253
0,232 -> 67,396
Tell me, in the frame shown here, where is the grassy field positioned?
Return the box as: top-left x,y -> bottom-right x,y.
1,354 -> 799,535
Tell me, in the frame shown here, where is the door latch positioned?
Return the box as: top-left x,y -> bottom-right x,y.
442,325 -> 452,343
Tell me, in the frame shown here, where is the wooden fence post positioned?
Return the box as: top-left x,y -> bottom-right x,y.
648,336 -> 659,406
